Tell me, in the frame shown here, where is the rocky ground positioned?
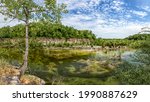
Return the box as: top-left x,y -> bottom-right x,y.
0,65 -> 45,85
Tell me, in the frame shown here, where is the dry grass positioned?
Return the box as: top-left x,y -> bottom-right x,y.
20,75 -> 45,85
0,67 -> 20,76
0,77 -> 7,85
0,59 -> 20,85
0,59 -> 45,85
0,59 -> 20,76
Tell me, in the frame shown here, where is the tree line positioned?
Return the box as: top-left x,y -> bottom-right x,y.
0,23 -> 147,49
125,34 -> 150,40
0,21 -> 96,39
91,38 -> 144,48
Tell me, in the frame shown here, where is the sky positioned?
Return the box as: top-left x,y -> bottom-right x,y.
0,0 -> 150,38
58,0 -> 150,38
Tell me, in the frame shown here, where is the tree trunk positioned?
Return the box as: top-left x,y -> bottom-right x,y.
20,22 -> 29,78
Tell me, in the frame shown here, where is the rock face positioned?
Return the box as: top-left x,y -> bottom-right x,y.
0,67 -> 45,85
0,75 -> 20,85
0,66 -> 20,85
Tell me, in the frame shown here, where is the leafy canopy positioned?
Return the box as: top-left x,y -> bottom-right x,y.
0,0 -> 67,23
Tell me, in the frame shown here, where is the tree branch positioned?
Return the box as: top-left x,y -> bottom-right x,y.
0,10 -> 26,22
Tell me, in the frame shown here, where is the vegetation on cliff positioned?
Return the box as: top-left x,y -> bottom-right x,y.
0,22 -> 96,39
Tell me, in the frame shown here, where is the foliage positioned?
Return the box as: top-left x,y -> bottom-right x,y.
92,38 -> 143,48
0,0 -> 68,76
91,34 -> 150,48
126,34 -> 150,40
93,39 -> 129,47
115,39 -> 150,84
0,21 -> 96,39
0,58 -> 10,68
0,0 -> 67,22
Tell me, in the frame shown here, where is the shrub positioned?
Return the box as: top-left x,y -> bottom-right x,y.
115,39 -> 150,84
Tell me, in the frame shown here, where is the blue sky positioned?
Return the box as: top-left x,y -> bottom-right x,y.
0,0 -> 150,38
58,0 -> 150,38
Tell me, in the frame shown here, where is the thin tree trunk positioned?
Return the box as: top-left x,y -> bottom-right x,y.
20,21 -> 29,78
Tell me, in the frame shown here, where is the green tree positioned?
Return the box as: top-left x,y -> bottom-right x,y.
0,0 -> 67,77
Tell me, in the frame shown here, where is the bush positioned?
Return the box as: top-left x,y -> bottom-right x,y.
115,39 -> 150,84
126,34 -> 150,40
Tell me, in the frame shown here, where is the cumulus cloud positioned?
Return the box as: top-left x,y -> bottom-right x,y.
132,11 -> 148,18
59,0 -> 150,38
140,6 -> 150,12
0,0 -> 150,38
93,22 -> 144,38
62,14 -> 147,38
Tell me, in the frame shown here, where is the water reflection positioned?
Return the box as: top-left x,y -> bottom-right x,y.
0,47 -> 135,84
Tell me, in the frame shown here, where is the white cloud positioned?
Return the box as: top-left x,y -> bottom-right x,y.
89,0 -> 101,6
62,12 -> 150,38
58,0 -> 87,10
111,0 -> 124,11
0,0 -> 150,38
0,14 -> 20,27
132,11 -> 148,18
58,0 -> 101,9
56,0 -> 150,38
141,6 -> 150,12
0,14 -> 7,23
92,22 -> 146,38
